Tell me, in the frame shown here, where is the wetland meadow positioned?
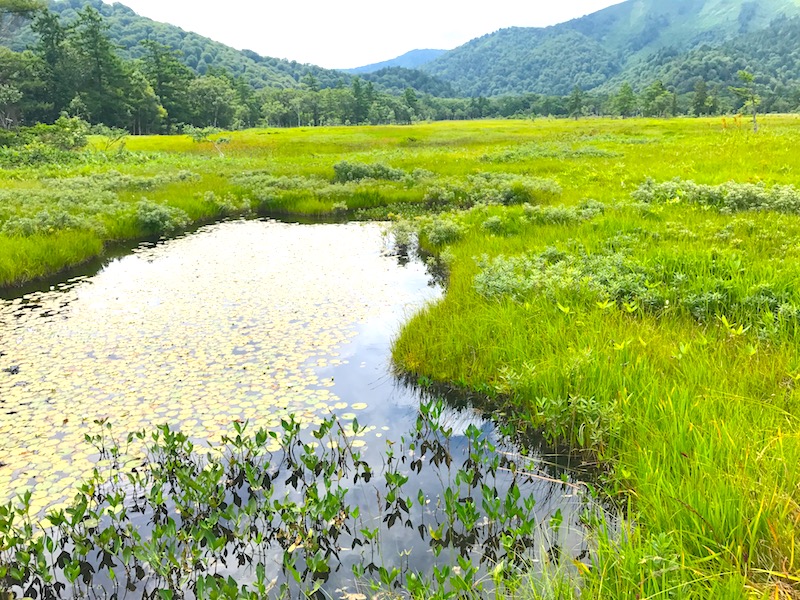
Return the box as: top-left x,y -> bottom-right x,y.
1,117 -> 800,598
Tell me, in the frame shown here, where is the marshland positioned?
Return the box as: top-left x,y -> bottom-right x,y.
1,116 -> 799,598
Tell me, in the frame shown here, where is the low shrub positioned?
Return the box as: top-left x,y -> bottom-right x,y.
202,190 -> 252,216
473,244 -> 800,337
423,217 -> 464,246
0,187 -> 122,236
522,200 -> 605,225
134,198 -> 190,235
0,142 -> 81,167
633,178 -> 800,214
424,174 -> 562,210
44,170 -> 202,192
333,160 -> 406,182
481,215 -> 505,234
481,143 -> 621,163
28,116 -> 90,151
1,210 -> 86,237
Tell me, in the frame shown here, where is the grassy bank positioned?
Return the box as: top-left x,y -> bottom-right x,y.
4,116 -> 795,288
395,201 -> 800,597
2,116 -> 800,597
390,119 -> 800,597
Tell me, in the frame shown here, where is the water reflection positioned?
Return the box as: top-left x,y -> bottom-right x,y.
7,401 -> 599,599
0,220 -> 438,511
0,218 -> 606,598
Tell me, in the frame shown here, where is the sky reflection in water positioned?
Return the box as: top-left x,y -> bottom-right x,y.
0,219 -> 598,592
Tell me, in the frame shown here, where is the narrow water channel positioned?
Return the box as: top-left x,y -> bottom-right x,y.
0,219 -> 601,596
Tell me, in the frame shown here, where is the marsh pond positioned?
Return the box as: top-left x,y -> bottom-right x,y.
0,220 -> 601,597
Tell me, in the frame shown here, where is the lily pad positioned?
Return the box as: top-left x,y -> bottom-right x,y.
0,221 -> 436,510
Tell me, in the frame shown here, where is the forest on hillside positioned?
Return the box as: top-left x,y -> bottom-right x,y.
0,0 -> 799,140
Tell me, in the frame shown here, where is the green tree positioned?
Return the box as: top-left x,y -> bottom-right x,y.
299,75 -> 321,126
300,73 -> 319,92
140,40 -> 194,132
231,75 -> 260,129
403,87 -> 418,119
127,68 -> 163,134
641,80 -> 673,117
350,78 -> 370,124
0,0 -> 41,16
468,96 -> 490,119
0,47 -> 44,126
70,6 -> 131,126
0,82 -> 22,129
729,70 -> 760,132
691,79 -> 709,116
188,75 -> 236,128
614,82 -> 637,117
30,9 -> 75,121
567,85 -> 585,119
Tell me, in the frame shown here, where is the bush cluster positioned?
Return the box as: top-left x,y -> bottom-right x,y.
134,199 -> 190,234
1,210 -> 85,237
0,142 -> 85,167
332,160 -> 407,182
473,245 -> 800,337
522,199 -> 605,225
202,191 -> 252,217
633,178 -> 800,214
44,170 -> 201,192
0,188 -> 121,237
482,143 -> 620,163
425,173 -> 562,209
422,217 -> 464,246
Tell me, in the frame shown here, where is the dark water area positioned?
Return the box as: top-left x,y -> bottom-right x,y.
0,219 -> 607,598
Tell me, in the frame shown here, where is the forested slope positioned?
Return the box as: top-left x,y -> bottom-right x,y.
1,0 -> 346,89
613,16 -> 800,105
423,0 -> 800,96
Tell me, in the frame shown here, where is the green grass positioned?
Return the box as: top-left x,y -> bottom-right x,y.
4,117 -> 800,290
0,231 -> 103,285
395,198 -> 800,596
3,116 -> 800,597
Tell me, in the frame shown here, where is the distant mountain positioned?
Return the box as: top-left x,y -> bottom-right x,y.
610,15 -> 800,104
423,0 -> 800,96
4,0 -> 800,102
0,0 -> 351,88
423,27 -> 620,97
360,67 -> 456,97
0,0 -> 461,97
345,49 -> 447,74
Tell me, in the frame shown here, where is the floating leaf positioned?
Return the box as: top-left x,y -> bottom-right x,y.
0,221 -> 438,510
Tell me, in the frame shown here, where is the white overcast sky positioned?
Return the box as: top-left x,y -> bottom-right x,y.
116,0 -> 625,69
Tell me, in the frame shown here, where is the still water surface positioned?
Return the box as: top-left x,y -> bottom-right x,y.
0,219 -> 599,594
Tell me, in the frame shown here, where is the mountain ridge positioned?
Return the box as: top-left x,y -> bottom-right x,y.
422,0 -> 800,96
344,49 -> 447,74
3,0 -> 800,100
1,0 -> 348,89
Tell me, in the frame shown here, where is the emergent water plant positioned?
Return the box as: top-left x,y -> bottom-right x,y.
0,401 -> 597,600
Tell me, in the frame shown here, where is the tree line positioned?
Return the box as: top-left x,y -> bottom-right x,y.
0,1 -> 795,139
